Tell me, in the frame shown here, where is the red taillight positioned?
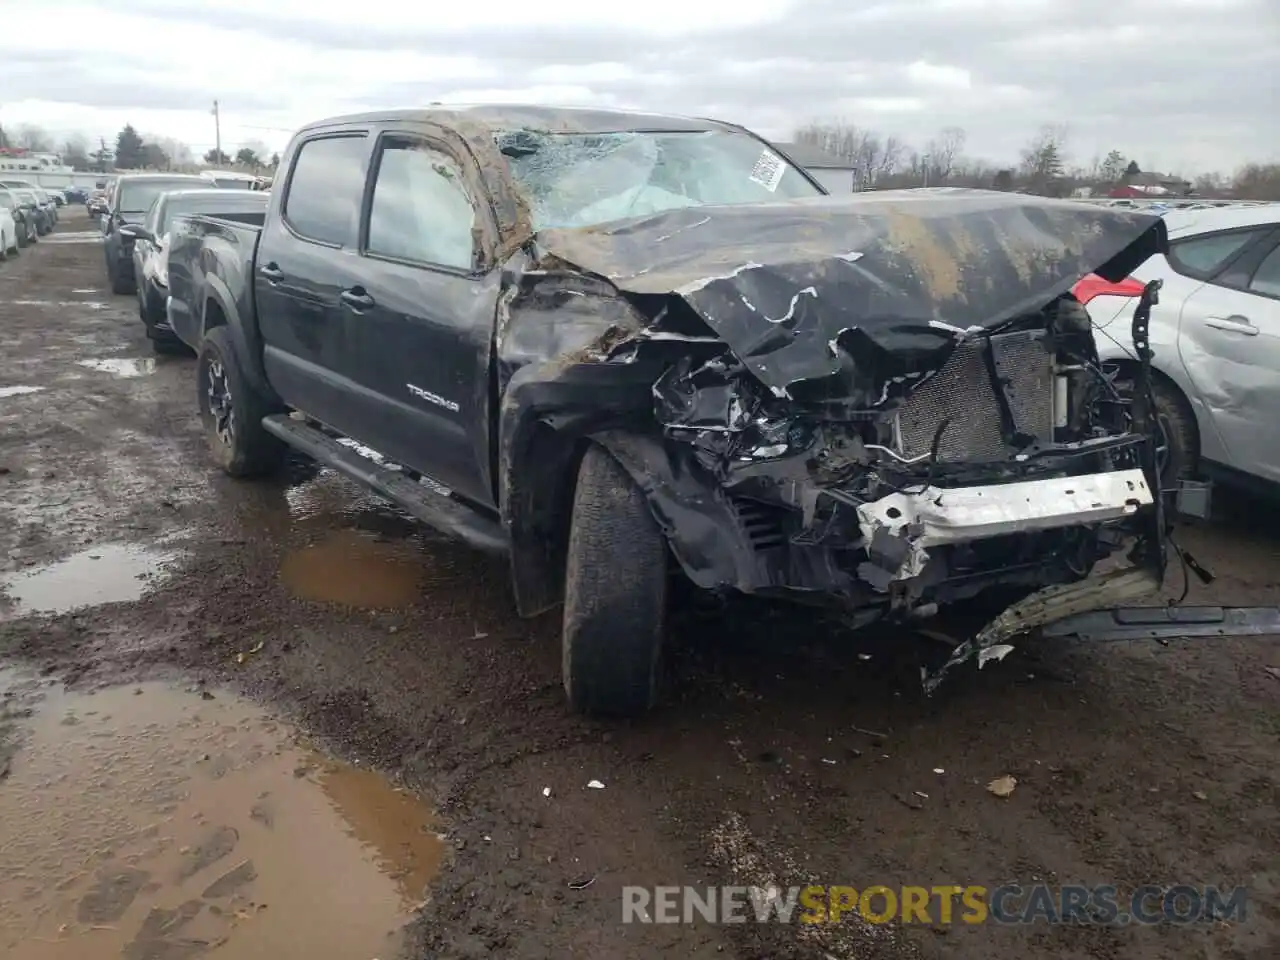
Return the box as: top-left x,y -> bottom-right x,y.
1072,273 -> 1145,306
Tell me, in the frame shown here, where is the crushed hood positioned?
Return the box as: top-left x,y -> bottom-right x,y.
535,188 -> 1167,403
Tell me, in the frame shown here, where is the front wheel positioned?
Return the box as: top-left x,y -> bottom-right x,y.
196,327 -> 284,478
1115,373 -> 1198,492
561,444 -> 668,718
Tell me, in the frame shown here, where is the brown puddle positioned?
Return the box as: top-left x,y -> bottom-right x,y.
0,680 -> 442,959
280,529 -> 425,609
0,545 -> 178,619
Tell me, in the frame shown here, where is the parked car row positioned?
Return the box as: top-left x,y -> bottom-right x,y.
0,182 -> 50,259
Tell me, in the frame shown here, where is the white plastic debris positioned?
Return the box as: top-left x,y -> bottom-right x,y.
933,768 -> 945,775
542,787 -> 552,798
978,644 -> 1016,667
987,775 -> 1017,798
587,780 -> 605,790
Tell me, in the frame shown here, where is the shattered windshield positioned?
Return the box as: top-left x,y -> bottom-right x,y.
497,129 -> 822,230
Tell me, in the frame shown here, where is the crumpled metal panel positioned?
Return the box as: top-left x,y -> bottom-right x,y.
536,189 -> 1167,407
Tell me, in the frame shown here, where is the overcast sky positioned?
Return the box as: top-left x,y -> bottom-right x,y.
2,0 -> 1276,174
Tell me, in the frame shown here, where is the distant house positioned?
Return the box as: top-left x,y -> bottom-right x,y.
774,142 -> 858,193
1109,171 -> 1192,198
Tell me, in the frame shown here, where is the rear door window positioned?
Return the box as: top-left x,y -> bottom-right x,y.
282,135 -> 368,247
1248,244 -> 1280,299
1167,228 -> 1268,279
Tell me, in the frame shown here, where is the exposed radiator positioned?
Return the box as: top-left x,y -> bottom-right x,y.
893,330 -> 1055,463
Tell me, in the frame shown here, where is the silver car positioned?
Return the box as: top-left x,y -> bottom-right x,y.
1080,204 -> 1280,496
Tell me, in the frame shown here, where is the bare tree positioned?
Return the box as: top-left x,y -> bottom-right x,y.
16,124 -> 53,152
1232,163 -> 1280,201
142,134 -> 194,168
794,121 -> 910,190
62,134 -> 91,170
1192,171 -> 1228,196
1019,125 -> 1069,195
923,126 -> 966,183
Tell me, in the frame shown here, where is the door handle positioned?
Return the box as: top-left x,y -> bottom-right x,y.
259,263 -> 284,282
1204,315 -> 1257,335
340,288 -> 375,310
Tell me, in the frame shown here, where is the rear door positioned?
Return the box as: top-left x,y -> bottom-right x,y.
255,132 -> 371,435
341,128 -> 498,506
1177,230 -> 1280,483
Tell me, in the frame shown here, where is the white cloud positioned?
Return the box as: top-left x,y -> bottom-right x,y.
1,0 -> 1276,173
905,61 -> 972,89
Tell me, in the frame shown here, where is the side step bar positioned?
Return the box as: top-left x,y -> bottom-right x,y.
1041,605 -> 1280,642
261,414 -> 508,554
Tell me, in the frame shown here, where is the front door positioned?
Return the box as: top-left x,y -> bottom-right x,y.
340,130 -> 497,507
1177,233 -> 1280,484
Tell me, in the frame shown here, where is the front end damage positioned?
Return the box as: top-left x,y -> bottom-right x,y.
497,189 -> 1219,686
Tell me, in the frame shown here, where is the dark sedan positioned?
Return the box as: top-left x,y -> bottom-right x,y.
102,174 -> 207,294
129,188 -> 270,352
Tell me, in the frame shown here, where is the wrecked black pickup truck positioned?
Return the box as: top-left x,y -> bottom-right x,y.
170,105 -> 1280,717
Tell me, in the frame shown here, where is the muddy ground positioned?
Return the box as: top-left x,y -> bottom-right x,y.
1,209 -> 1278,959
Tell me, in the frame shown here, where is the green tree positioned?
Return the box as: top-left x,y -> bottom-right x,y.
140,143 -> 170,170
234,147 -> 261,169
1124,159 -> 1141,179
203,148 -> 230,165
114,125 -> 145,169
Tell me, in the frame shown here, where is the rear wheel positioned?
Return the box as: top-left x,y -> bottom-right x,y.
196,327 -> 284,477
561,444 -> 667,718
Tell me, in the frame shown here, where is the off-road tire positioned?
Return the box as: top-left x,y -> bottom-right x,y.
196,327 -> 283,478
562,444 -> 667,718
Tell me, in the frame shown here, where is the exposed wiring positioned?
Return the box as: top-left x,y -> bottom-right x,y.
866,444 -> 932,464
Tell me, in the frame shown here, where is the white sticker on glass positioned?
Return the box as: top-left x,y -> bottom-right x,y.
749,149 -> 786,192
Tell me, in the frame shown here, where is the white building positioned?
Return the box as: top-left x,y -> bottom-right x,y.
774,142 -> 859,193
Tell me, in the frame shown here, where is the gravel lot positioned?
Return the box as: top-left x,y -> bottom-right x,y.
1,208 -> 1277,960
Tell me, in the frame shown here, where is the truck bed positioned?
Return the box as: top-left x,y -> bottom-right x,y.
166,213 -> 262,352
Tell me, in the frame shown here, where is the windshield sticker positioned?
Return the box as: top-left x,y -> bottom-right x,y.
749,149 -> 786,192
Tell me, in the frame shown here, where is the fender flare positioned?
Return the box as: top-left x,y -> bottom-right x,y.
201,273 -> 278,402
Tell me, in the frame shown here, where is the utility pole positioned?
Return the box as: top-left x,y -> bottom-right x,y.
212,99 -> 221,164
98,136 -> 108,173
